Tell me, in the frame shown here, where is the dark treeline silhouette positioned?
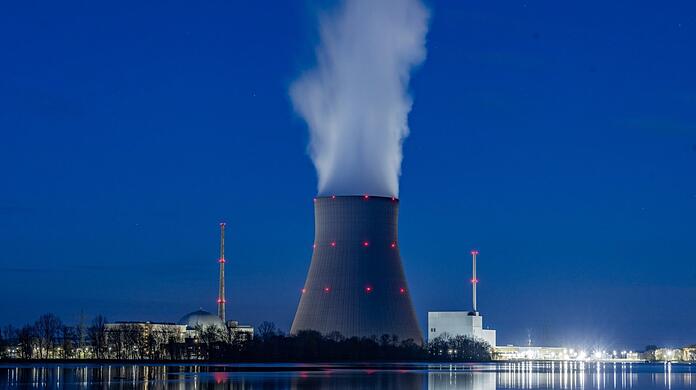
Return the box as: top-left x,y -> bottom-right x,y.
0,315 -> 491,362
1,313 -> 101,359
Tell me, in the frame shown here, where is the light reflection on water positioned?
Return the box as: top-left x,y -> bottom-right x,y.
0,362 -> 694,389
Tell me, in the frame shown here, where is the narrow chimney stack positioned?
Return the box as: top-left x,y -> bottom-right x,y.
471,249 -> 479,314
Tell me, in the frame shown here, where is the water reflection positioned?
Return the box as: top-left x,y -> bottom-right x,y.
1,362 -> 694,389
427,362 -> 695,390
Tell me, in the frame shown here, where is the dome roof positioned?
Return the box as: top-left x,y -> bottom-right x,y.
179,309 -> 225,329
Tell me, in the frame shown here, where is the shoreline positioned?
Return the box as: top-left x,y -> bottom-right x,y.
0,359 -> 666,368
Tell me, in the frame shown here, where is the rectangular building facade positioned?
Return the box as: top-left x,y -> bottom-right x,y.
427,311 -> 496,347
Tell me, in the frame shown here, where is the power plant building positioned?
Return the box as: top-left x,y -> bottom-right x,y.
104,321 -> 188,342
178,223 -> 253,341
427,311 -> 496,347
178,309 -> 253,341
428,250 -> 496,347
291,195 -> 422,343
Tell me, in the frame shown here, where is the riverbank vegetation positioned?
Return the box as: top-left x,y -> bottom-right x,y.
0,314 -> 491,362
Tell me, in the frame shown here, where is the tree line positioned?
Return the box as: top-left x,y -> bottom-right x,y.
0,314 -> 492,362
0,313 -> 106,359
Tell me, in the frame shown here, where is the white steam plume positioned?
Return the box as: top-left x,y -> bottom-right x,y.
290,0 -> 429,198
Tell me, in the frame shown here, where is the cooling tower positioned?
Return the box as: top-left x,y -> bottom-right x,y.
291,195 -> 422,344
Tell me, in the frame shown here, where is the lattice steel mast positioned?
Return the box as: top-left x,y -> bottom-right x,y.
217,222 -> 226,322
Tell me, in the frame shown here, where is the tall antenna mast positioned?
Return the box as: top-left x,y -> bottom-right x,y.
217,222 -> 226,322
471,249 -> 479,313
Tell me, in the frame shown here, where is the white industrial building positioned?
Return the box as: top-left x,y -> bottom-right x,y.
428,250 -> 496,347
428,311 -> 496,347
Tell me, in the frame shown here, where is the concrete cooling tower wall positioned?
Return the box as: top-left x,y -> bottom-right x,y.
291,195 -> 422,344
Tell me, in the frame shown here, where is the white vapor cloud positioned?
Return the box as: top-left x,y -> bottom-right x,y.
290,0 -> 430,197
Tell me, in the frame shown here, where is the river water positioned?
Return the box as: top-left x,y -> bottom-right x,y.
1,361 -> 694,389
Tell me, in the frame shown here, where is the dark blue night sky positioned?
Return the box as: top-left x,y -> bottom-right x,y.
1,1 -> 695,350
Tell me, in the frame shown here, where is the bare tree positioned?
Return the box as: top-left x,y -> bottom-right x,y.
0,326 -> 7,358
129,325 -> 146,359
59,325 -> 75,358
162,326 -> 184,360
106,326 -> 124,359
151,325 -> 179,360
88,315 -> 108,359
197,325 -> 227,359
34,313 -> 62,358
76,311 -> 87,357
256,321 -> 277,341
17,325 -> 36,359
326,331 -> 345,343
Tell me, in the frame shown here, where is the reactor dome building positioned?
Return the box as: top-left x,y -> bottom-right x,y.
291,195 -> 422,344
179,309 -> 225,330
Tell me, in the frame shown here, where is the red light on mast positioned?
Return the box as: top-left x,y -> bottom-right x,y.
399,288 -> 406,294
363,195 -> 369,200
390,242 -> 396,248
363,241 -> 369,247
323,287 -> 331,293
471,278 -> 479,284
330,241 -> 336,247
365,286 -> 373,293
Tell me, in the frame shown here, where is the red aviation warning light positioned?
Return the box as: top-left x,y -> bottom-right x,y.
365,286 -> 373,293
363,241 -> 369,247
323,287 -> 331,293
